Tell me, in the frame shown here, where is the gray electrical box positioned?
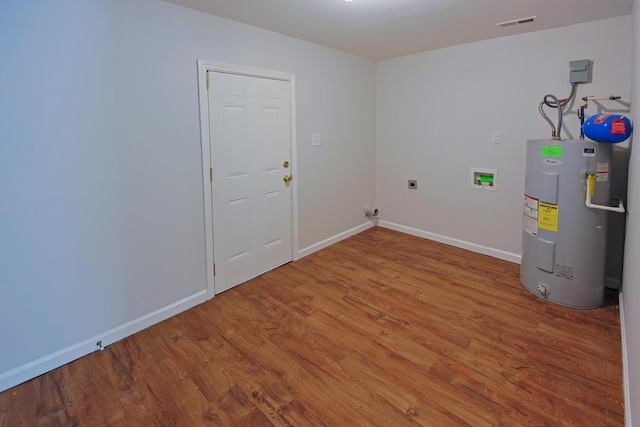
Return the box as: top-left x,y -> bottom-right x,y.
569,59 -> 591,84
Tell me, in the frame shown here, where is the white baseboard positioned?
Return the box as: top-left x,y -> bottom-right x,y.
378,220 -> 521,264
0,290 -> 208,393
297,221 -> 376,259
620,291 -> 632,426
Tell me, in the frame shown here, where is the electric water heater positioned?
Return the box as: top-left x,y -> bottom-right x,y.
520,139 -> 613,309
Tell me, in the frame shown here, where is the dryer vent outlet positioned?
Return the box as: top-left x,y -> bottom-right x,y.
365,207 -> 378,217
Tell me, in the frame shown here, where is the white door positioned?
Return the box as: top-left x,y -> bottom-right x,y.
208,71 -> 293,294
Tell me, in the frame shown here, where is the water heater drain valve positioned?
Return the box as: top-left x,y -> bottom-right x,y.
537,284 -> 548,295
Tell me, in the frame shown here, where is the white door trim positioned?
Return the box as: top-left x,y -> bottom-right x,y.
197,60 -> 299,299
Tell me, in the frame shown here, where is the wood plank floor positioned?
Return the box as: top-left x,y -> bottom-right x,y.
0,227 -> 624,426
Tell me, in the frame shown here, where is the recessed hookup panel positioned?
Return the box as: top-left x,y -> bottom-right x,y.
471,168 -> 497,191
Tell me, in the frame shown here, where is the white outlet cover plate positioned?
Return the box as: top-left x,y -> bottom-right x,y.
312,133 -> 321,146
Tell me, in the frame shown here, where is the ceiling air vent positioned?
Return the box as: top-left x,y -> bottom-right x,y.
495,16 -> 537,27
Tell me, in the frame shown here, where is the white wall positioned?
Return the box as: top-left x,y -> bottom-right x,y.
0,0 -> 376,391
376,16 -> 632,260
622,2 -> 640,425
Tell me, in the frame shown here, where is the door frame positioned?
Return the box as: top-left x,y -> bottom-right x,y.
197,60 -> 299,299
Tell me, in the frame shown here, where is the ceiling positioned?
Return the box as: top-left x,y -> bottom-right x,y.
163,0 -> 633,60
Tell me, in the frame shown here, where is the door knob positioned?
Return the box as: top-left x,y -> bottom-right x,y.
283,174 -> 293,183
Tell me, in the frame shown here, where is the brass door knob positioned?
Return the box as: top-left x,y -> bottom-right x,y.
283,174 -> 293,183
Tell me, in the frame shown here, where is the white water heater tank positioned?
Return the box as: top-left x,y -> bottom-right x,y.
520,139 -> 612,308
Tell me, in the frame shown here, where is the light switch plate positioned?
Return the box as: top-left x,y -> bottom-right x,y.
492,131 -> 501,144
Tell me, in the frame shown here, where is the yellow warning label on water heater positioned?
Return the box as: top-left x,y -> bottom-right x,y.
538,202 -> 559,232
